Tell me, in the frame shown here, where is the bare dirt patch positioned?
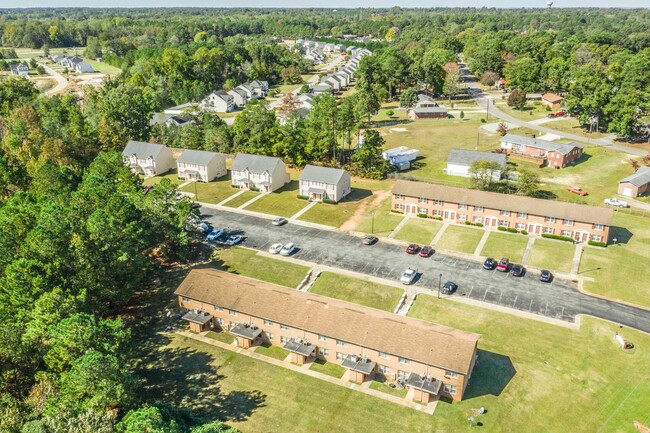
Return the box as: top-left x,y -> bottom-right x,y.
340,189 -> 390,232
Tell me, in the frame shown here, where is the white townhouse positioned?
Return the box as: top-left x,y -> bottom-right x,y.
231,153 -> 290,193
299,165 -> 352,203
201,90 -> 234,113
122,140 -> 174,177
177,149 -> 227,182
10,63 -> 29,77
247,80 -> 269,98
235,83 -> 254,100
227,88 -> 249,108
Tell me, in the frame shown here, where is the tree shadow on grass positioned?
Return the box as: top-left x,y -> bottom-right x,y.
462,349 -> 516,400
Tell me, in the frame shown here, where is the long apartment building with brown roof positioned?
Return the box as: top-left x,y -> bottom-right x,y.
174,269 -> 480,402
392,180 -> 613,243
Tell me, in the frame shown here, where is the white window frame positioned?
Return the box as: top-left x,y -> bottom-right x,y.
336,352 -> 346,361
433,210 -> 442,217
516,223 -> 526,230
418,197 -> 427,204
517,212 -> 527,219
544,227 -> 554,234
395,204 -> 404,210
398,357 -> 410,365
594,224 -> 604,231
318,335 -> 329,342
319,348 -> 329,356
444,384 -> 457,395
394,194 -> 405,200
263,319 -> 273,326
229,310 -> 237,317
592,235 -> 602,242
499,220 -> 509,228
458,214 -> 467,221
445,370 -> 459,379
280,336 -> 288,344
418,207 -> 427,214
473,216 -> 483,223
280,324 -> 289,330
564,219 -> 574,226
265,332 -> 274,340
378,364 -> 390,375
475,206 -> 483,212
434,200 -> 443,206
336,340 -> 346,347
214,305 -> 223,311
379,352 -> 390,360
546,216 -> 556,223
561,230 -> 572,237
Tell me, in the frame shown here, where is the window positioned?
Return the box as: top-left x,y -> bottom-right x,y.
336,352 -> 346,361
433,210 -> 442,217
546,216 -> 556,223
394,194 -> 405,200
458,214 -> 467,221
397,370 -> 408,380
418,197 -> 427,204
280,336 -> 288,344
318,335 -> 329,342
398,357 -> 410,365
395,204 -> 404,211
544,227 -> 554,234
517,212 -> 527,219
319,348 -> 329,356
473,216 -> 483,223
499,220 -> 509,228
379,352 -> 390,360
418,207 -> 427,215
561,230 -> 572,237
215,318 -> 224,326
336,340 -> 346,347
280,324 -> 289,330
500,209 -> 510,216
434,200 -> 443,206
182,296 -> 191,302
564,219 -> 574,226
229,310 -> 237,317
475,206 -> 483,212
516,223 -> 526,230
445,370 -> 459,379
378,365 -> 390,375
592,235 -> 602,242
444,384 -> 457,395
459,203 -> 468,210
594,224 -> 604,231
263,319 -> 273,326
265,332 -> 274,340
214,305 -> 223,312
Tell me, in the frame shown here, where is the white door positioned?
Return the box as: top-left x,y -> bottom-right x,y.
622,187 -> 633,197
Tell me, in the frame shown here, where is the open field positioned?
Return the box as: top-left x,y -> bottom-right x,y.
308,272 -> 403,312
547,118 -> 608,140
370,103 -> 409,122
179,174 -> 238,203
222,191 -> 259,208
244,180 -> 308,218
393,217 -> 443,245
435,224 -> 484,254
479,231 -> 529,263
527,238 -> 575,273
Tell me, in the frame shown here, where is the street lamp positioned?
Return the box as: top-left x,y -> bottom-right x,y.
437,273 -> 442,299
194,180 -> 199,201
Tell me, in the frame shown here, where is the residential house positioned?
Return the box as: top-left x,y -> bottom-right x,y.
330,74 -> 346,89
541,93 -> 564,110
62,56 -> 95,73
323,43 -> 337,53
175,268 -> 480,402
248,80 -> 269,98
415,94 -> 437,108
227,88 -> 249,108
407,107 -> 449,120
50,54 -> 66,63
392,179 -> 613,243
500,134 -> 583,168
201,90 -> 234,113
321,76 -> 340,92
9,63 -> 29,77
122,140 -> 174,177
312,84 -> 333,94
618,166 -> 650,197
235,83 -> 254,100
299,165 -> 352,202
163,102 -> 199,116
149,113 -> 195,128
177,149 -> 226,182
445,149 -> 507,180
297,93 -> 316,109
231,153 -> 290,193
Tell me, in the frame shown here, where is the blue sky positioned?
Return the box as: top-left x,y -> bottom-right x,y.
0,1 -> 648,8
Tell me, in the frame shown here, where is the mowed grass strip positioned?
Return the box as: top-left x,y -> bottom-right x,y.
179,174 -> 239,204
479,231 -> 529,263
204,330 -> 235,344
435,224 -> 484,254
255,344 -> 290,361
245,180 -> 308,218
142,171 -> 185,187
222,190 -> 259,208
369,380 -> 408,398
212,247 -> 309,288
527,238 -> 575,273
354,194 -> 404,236
298,186 -> 375,227
308,272 -> 403,312
308,358 -> 346,379
393,217 -> 443,245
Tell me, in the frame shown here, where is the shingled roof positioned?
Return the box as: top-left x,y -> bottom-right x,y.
619,166 -> 650,187
177,149 -> 223,165
174,269 -> 480,374
502,134 -> 582,155
299,165 -> 349,185
231,153 -> 284,174
122,140 -> 168,159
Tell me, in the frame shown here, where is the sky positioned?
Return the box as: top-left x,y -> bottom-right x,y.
0,1 -> 648,8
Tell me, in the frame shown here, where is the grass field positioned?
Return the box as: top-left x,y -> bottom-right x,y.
435,225 -> 484,254
179,174 -> 239,204
297,182 -> 378,227
211,247 -> 309,288
85,59 -> 121,76
548,118 -> 608,140
393,217 -> 443,245
479,231 -> 529,263
222,191 -> 260,208
308,358 -> 346,378
255,344 -> 290,361
370,103 -> 409,122
352,183 -> 405,236
142,171 -> 185,187
369,379 -> 409,398
527,238 -> 576,273
308,272 -> 403,312
244,181 -> 308,218
496,102 -> 551,121
205,330 -> 235,344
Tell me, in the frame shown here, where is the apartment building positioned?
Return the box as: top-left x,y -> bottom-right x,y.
231,153 -> 290,193
392,180 -> 613,243
175,269 -> 480,402
298,165 -> 352,202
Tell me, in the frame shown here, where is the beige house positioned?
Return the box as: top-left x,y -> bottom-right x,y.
299,165 -> 352,202
541,93 -> 564,110
231,153 -> 290,193
392,180 -> 613,244
122,141 -> 174,177
177,150 -> 226,182
618,166 -> 650,197
175,269 -> 480,402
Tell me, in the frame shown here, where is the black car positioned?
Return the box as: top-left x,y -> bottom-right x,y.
362,235 -> 378,245
511,264 -> 525,277
441,281 -> 458,295
483,257 -> 496,270
540,270 -> 553,282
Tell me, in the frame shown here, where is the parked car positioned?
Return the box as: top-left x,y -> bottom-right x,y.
280,243 -> 296,256
400,267 -> 417,285
362,235 -> 378,245
268,243 -> 283,254
207,229 -> 224,241
272,217 -> 288,226
419,246 -> 432,257
540,269 -> 553,282
406,244 -> 420,254
441,281 -> 458,295
483,257 -> 496,270
143,185 -> 154,194
511,264 -> 525,277
567,185 -> 588,196
197,221 -> 212,234
496,257 -> 509,272
604,198 -> 629,208
225,235 -> 243,246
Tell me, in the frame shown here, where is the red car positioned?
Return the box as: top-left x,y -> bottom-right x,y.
567,185 -> 588,196
419,246 -> 432,257
496,257 -> 509,272
406,244 -> 419,254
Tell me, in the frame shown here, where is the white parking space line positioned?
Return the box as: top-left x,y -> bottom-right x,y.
529,299 -> 534,311
498,292 -> 503,305
482,290 -> 489,301
513,295 -> 518,307
468,286 -> 474,297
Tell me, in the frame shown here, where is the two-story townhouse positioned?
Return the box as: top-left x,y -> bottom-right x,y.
227,88 -> 249,108
299,165 -> 352,203
501,134 -> 583,168
201,90 -> 234,113
176,149 -> 226,182
10,63 -> 29,77
230,153 -> 290,193
121,140 -> 174,177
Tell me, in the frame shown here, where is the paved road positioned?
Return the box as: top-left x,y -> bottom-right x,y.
202,207 -> 650,334
40,63 -> 68,96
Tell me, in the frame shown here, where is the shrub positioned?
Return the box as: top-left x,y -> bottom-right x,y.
322,198 -> 337,205
465,221 -> 471,225
460,110 -> 465,119
520,230 -> 528,235
475,223 -> 484,227
432,216 -> 443,221
297,194 -> 309,200
390,209 -> 404,214
542,234 -> 574,242
480,118 -> 487,123
588,240 -> 607,247
506,228 -> 518,233
417,213 -> 427,218
497,226 -> 507,231
386,109 -> 395,117
250,186 -> 260,192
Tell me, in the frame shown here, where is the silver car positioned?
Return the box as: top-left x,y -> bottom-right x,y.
400,268 -> 417,285
280,243 -> 295,256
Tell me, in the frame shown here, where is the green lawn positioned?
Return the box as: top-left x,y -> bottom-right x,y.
222,190 -> 260,208
179,173 -> 239,204
308,358 -> 346,379
205,330 -> 235,344
142,171 -> 185,187
211,247 -> 309,288
255,344 -> 289,361
353,184 -> 405,236
479,231 -> 529,263
393,217 -> 443,245
370,103 -> 409,122
308,272 -> 403,312
244,180 -> 308,218
546,118 -> 608,140
85,59 -> 122,75
435,224 -> 484,254
527,239 -> 576,273
497,102 -> 551,121
297,181 -> 379,228
369,380 -> 409,398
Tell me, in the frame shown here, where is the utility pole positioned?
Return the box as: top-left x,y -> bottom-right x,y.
194,180 -> 198,201
437,273 -> 442,299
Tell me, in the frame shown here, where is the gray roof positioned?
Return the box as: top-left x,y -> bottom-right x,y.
619,166 -> 650,187
181,310 -> 213,325
411,107 -> 448,114
299,165 -> 349,185
122,140 -> 168,159
417,94 -> 435,102
177,149 -> 222,165
502,134 -> 583,155
447,149 -> 507,167
231,153 -> 284,174
229,88 -> 248,98
149,113 -> 193,127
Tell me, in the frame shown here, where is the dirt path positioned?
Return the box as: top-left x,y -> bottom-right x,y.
340,189 -> 391,232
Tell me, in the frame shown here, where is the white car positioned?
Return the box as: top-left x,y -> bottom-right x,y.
604,198 -> 629,208
207,229 -> 224,241
269,243 -> 283,254
400,267 -> 418,285
225,235 -> 243,246
280,243 -> 296,256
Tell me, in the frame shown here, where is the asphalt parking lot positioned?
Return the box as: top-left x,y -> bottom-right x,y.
202,208 -> 650,333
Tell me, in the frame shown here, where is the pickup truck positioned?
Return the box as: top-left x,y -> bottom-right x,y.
567,185 -> 588,196
604,198 -> 630,208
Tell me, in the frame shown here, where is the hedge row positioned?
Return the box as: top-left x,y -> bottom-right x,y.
542,233 -> 574,242
588,240 -> 607,247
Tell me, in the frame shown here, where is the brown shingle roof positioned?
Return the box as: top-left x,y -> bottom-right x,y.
393,180 -> 614,226
542,93 -> 564,103
175,269 -> 480,374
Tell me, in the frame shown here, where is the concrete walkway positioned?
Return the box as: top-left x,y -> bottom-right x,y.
178,330 -> 438,415
238,192 -> 264,209
570,244 -> 584,276
430,222 -> 450,246
388,215 -> 410,239
473,229 -> 492,256
178,179 -> 194,190
289,200 -> 317,221
216,190 -> 245,206
521,237 -> 537,266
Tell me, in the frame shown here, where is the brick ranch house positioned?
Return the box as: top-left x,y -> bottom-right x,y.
501,134 -> 583,168
541,93 -> 565,110
175,269 -> 480,403
392,180 -> 613,244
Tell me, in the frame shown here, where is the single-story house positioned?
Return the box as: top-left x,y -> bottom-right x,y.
231,153 -> 290,193
227,88 -> 249,108
618,166 -> 650,197
201,90 -> 234,113
299,165 -> 352,203
62,56 -> 95,73
445,149 -> 507,180
9,63 -> 29,77
51,54 -> 66,63
541,93 -> 564,110
122,140 -> 174,177
408,107 -> 449,120
177,149 -> 227,182
500,134 -> 583,168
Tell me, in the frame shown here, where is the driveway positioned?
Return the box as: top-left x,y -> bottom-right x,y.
202,207 -> 650,334
39,63 -> 68,96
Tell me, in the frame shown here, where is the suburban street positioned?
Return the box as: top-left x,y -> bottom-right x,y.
39,63 -> 68,96
202,207 -> 650,334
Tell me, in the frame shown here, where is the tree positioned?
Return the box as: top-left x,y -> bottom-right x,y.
399,87 -> 417,108
349,130 -> 391,179
503,57 -> 541,92
507,89 -> 527,109
304,94 -> 338,161
276,92 -> 302,125
232,99 -> 280,155
117,406 -> 181,433
442,63 -> 462,103
280,65 -> 303,85
468,160 -> 502,191
515,169 -> 540,196
496,122 -> 509,136
460,110 -> 465,120
480,71 -> 500,87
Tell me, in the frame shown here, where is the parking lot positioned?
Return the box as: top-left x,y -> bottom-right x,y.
202,207 -> 650,333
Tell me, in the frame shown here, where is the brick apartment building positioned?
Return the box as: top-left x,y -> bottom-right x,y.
501,134 -> 583,168
392,180 -> 613,244
175,269 -> 480,402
